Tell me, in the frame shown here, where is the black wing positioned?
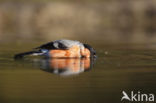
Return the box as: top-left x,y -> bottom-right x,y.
35,41 -> 69,50
35,42 -> 56,50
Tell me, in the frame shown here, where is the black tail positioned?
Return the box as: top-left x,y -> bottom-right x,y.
14,50 -> 41,59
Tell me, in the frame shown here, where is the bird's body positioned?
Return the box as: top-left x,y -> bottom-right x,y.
14,39 -> 96,59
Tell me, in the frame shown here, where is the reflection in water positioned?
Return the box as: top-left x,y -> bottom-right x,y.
34,58 -> 96,76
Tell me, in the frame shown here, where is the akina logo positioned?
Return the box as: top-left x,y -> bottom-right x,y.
121,91 -> 155,102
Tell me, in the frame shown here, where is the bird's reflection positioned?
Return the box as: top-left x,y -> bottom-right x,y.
35,58 -> 96,76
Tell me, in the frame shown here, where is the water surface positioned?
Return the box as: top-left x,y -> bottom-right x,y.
0,43 -> 156,103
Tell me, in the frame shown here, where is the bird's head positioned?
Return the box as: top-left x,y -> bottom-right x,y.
83,44 -> 97,58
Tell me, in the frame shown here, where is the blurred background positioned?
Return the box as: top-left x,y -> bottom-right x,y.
1,1 -> 156,103
0,0 -> 156,44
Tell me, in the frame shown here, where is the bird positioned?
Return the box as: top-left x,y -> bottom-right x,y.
14,39 -> 96,59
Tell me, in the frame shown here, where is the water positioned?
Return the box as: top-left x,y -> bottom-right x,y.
0,43 -> 156,103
